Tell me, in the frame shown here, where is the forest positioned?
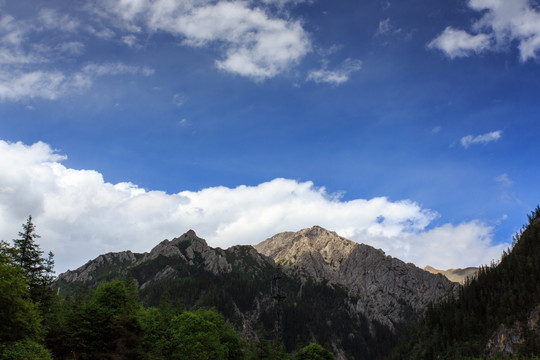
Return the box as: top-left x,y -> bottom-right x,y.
389,206 -> 540,359
0,216 -> 335,360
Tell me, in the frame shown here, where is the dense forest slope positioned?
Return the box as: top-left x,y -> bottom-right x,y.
56,227 -> 454,359
390,206 -> 540,359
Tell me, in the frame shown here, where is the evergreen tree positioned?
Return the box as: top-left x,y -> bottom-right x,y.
11,216 -> 55,301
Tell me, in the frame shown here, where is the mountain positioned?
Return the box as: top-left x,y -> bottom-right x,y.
56,226 -> 455,360
424,265 -> 479,284
390,206 -> 540,359
255,226 -> 456,331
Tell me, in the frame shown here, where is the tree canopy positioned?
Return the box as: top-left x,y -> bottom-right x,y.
294,343 -> 336,360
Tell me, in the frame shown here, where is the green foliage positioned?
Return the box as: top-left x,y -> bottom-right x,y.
0,241 -> 43,344
11,216 -> 55,289
0,340 -> 52,360
65,278 -> 144,359
391,206 -> 540,359
294,343 -> 336,360
166,308 -> 245,360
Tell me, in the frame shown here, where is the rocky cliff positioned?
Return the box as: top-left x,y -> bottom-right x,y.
485,304 -> 540,356
255,226 -> 456,330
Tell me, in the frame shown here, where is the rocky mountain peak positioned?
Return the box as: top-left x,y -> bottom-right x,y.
254,225 -> 356,270
255,226 -> 456,330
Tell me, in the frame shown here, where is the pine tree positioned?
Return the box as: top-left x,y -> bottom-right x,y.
12,216 -> 55,297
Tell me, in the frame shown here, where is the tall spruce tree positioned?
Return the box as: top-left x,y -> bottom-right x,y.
12,216 -> 55,298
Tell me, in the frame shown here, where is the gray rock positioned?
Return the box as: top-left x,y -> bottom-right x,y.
255,225 -> 456,331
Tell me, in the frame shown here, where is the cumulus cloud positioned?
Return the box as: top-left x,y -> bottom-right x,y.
428,27 -> 492,58
307,58 -> 362,85
0,140 -> 508,273
405,222 -> 506,269
430,0 -> 540,61
460,130 -> 502,148
0,0 -> 310,100
92,0 -> 311,80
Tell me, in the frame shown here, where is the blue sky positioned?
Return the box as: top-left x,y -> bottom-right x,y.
1,0 -> 539,273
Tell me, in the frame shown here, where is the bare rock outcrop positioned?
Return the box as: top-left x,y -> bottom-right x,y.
486,304 -> 540,356
255,225 -> 456,330
57,250 -> 138,283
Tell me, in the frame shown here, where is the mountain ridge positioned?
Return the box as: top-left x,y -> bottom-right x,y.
56,225 -> 456,359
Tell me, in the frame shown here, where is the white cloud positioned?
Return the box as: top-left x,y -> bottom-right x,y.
430,0 -> 540,61
405,222 -> 507,269
122,35 -> 138,47
0,8 -> 154,102
0,62 -> 153,102
92,0 -> 311,80
38,9 -> 79,32
377,18 -> 393,35
260,0 -> 310,7
460,130 -> 502,148
0,71 -> 73,101
0,0 -> 310,100
82,62 -> 154,77
495,173 -> 513,188
173,93 -> 188,107
0,14 -> 30,46
55,41 -> 85,57
428,27 -> 492,58
0,140 -> 508,273
375,18 -> 401,36
307,58 -> 362,85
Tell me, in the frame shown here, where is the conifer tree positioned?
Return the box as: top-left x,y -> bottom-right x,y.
12,216 -> 55,298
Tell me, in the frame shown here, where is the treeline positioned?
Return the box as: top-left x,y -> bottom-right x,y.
0,216 -> 335,360
389,206 -> 540,359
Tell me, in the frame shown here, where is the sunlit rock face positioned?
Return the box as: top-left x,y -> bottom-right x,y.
255,226 -> 457,330
424,265 -> 479,284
